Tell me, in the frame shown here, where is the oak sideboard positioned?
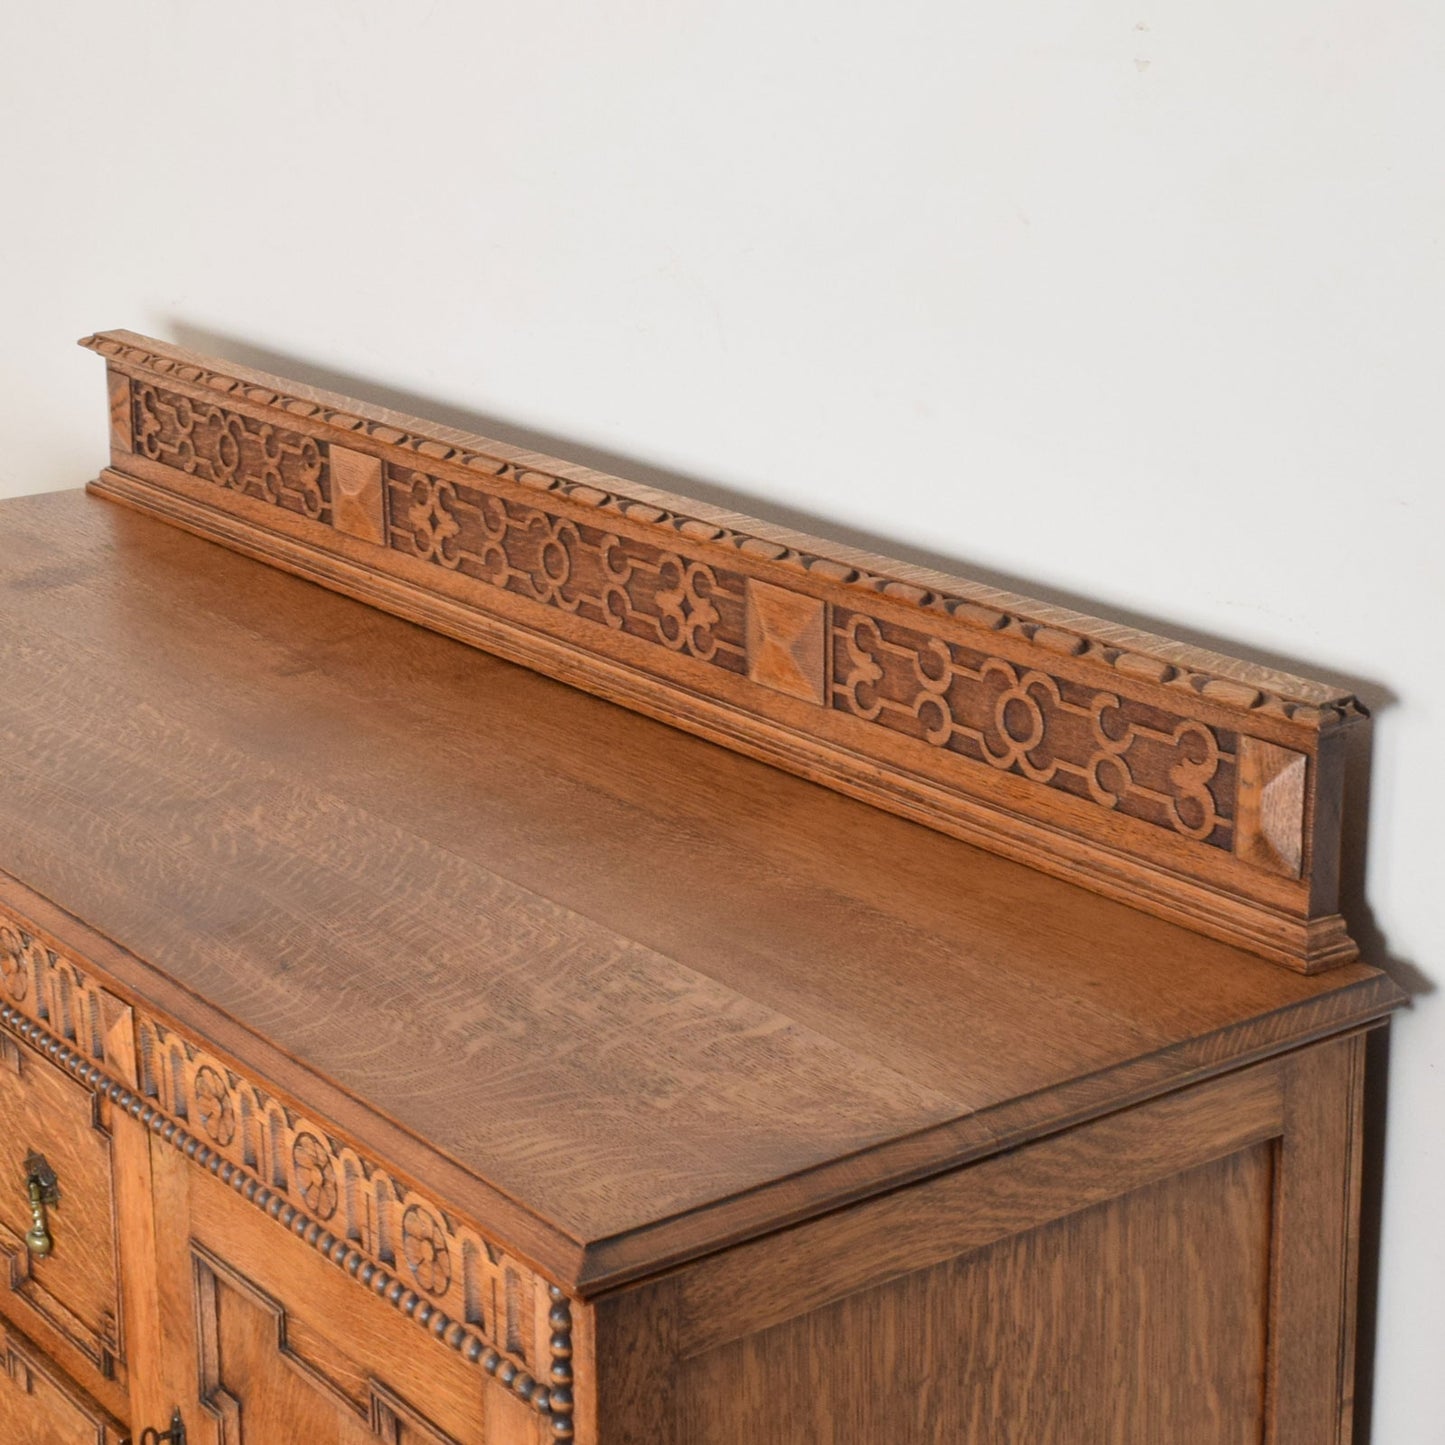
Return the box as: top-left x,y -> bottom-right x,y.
0,331 -> 1403,1444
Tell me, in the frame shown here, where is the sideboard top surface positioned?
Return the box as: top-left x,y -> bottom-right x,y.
0,489 -> 1399,1288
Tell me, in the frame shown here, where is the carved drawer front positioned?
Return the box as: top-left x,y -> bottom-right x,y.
0,1317 -> 128,1444
0,1027 -> 124,1386
147,1084 -> 558,1445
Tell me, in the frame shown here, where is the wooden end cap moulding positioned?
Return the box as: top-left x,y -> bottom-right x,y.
83,328 -> 1363,972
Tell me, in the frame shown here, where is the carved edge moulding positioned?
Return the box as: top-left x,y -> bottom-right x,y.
81,330 -> 1364,972
0,903 -> 579,1441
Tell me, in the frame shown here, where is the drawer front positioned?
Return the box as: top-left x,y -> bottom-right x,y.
150,1138 -> 550,1445
0,1318 -> 128,1444
0,899 -> 579,1441
0,1029 -> 123,1382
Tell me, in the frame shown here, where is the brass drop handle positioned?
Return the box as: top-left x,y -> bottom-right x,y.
22,1151 -> 59,1259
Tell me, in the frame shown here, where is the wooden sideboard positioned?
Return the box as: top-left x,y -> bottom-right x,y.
0,333 -> 1403,1443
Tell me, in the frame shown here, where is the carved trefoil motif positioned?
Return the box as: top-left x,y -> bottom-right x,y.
291,1132 -> 338,1219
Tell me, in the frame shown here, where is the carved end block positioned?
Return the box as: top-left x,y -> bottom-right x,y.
107,370 -> 132,454
746,580 -> 826,705
1235,737 -> 1308,877
330,446 -> 386,545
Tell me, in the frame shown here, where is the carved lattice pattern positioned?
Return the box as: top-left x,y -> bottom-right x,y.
832,608 -> 1238,847
133,382 -> 330,522
386,466 -> 748,673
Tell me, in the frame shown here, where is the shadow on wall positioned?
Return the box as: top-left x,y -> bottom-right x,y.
168,318 -> 1422,1445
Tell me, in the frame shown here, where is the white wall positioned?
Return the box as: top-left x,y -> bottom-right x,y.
2,2 -> 1440,1434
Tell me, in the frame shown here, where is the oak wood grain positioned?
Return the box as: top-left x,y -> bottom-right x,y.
110,1109 -> 166,1445
148,1139 -> 547,1445
0,466 -> 1400,1444
0,1021 -> 124,1386
589,1035 -> 1376,1442
0,1317 -> 128,1445
80,329 -> 1368,968
664,1057 -> 1287,1358
677,1143 -> 1276,1445
0,489 -> 1402,1294
1265,1031 -> 1369,1444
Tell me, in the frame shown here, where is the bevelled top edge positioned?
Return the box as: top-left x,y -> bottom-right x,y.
79,328 -> 1364,728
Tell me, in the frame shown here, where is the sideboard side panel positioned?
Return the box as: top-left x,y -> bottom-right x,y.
591,1036 -> 1373,1444
680,1145 -> 1275,1443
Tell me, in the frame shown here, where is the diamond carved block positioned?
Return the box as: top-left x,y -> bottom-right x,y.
329,446 -> 386,545
1235,736 -> 1308,877
746,579 -> 826,705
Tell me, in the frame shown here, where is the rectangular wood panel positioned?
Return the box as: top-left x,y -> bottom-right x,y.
0,1319 -> 127,1445
149,1139 -> 552,1445
679,1145 -> 1275,1444
589,1040 -> 1378,1443
0,990 -> 125,1386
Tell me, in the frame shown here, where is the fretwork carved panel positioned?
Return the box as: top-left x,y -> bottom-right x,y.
832,608 -> 1239,848
386,465 -> 748,674
133,381 -> 331,522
